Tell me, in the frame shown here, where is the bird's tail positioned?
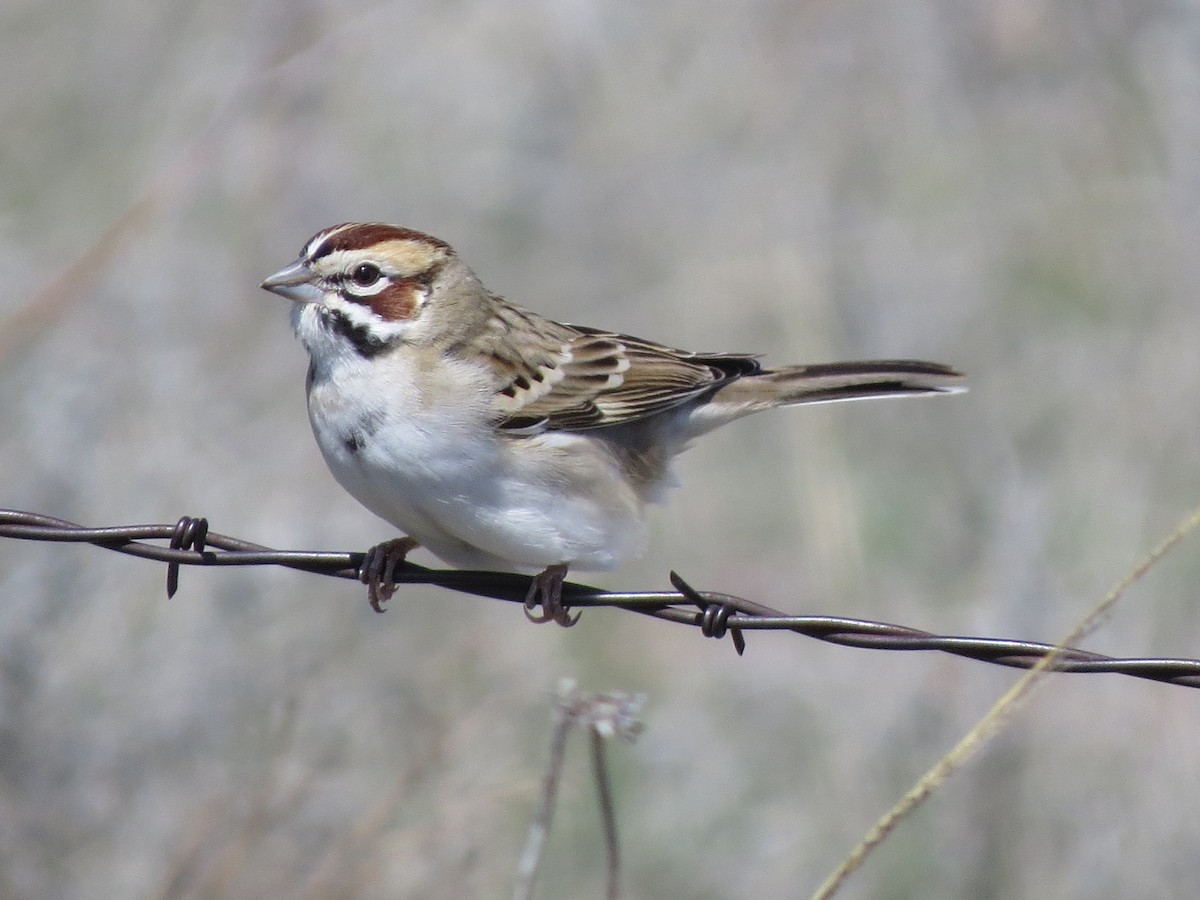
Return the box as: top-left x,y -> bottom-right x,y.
689,359 -> 964,434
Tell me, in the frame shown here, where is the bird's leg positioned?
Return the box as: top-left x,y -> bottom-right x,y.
523,563 -> 578,627
359,536 -> 420,613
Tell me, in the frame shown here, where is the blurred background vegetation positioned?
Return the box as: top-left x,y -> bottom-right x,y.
2,0 -> 1199,897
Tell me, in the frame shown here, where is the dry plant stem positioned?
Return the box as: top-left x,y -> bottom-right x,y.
0,23 -> 342,366
590,728 -> 621,900
0,197 -> 159,363
514,686 -> 642,900
811,501 -> 1200,900
514,714 -> 574,900
0,61 -> 256,367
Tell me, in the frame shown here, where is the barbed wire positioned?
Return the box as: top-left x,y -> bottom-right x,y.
2,507 -> 1198,690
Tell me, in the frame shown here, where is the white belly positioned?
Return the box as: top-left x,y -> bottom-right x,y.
306,359 -> 649,572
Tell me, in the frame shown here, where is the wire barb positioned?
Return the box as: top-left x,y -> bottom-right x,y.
166,515 -> 209,599
670,571 -> 746,655
2,507 -> 1199,690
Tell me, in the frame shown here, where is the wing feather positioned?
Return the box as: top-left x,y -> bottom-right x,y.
473,302 -> 758,432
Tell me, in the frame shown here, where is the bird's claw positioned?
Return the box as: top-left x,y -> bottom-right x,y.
523,563 -> 578,627
359,537 -> 419,612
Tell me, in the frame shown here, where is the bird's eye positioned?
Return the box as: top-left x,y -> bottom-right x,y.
350,263 -> 382,287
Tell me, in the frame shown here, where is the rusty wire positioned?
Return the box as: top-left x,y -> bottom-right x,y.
2,507 -> 1199,690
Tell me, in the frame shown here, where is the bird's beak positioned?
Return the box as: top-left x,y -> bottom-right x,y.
260,259 -> 323,303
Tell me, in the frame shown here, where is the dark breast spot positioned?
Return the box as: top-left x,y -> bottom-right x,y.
340,411 -> 383,455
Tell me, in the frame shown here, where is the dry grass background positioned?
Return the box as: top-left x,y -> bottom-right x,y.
2,1 -> 1200,897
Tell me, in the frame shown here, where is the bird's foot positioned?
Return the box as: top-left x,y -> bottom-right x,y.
523,563 -> 578,627
359,536 -> 419,613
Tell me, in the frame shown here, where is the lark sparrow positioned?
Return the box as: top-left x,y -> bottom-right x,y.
262,223 -> 962,624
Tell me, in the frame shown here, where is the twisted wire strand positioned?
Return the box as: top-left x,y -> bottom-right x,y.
2,508 -> 1198,689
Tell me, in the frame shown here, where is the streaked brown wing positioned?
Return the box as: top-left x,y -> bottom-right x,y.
476,302 -> 758,432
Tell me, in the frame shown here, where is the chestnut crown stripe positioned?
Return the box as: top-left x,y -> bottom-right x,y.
307,223 -> 453,261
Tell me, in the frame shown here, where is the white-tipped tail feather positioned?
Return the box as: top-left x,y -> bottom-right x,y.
688,359 -> 964,433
